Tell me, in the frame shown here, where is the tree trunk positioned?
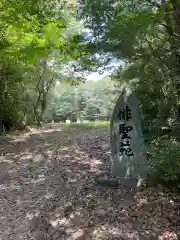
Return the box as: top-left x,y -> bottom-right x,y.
0,120 -> 4,135
33,104 -> 41,126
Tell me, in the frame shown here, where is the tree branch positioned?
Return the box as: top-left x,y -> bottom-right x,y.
44,76 -> 55,92
161,23 -> 180,39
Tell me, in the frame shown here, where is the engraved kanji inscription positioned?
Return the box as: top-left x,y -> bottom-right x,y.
117,106 -> 132,121
119,124 -> 133,139
119,140 -> 134,156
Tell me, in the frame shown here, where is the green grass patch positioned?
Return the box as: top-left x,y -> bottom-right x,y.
85,121 -> 110,127
59,121 -> 110,128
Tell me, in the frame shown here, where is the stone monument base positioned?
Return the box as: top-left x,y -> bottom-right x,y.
95,176 -> 119,188
95,175 -> 146,192
117,177 -> 147,192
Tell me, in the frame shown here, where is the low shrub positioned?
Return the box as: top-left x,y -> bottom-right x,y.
148,137 -> 180,188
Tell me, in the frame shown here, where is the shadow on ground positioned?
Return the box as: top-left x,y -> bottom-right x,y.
0,124 -> 179,239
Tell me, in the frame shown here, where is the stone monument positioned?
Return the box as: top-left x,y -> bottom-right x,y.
110,87 -> 148,190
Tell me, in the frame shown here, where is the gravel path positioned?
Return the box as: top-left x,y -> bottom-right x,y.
0,125 -> 179,239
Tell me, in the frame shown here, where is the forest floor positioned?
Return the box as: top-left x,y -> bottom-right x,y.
0,123 -> 180,240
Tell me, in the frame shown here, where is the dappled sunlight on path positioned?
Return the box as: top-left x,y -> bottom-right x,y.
0,125 -> 180,239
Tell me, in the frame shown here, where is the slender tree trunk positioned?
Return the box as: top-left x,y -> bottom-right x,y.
0,120 -> 4,135
33,104 -> 41,126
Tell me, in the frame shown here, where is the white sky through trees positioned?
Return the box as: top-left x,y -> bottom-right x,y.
86,60 -> 122,81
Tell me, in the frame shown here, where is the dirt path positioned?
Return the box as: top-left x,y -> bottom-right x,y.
0,125 -> 179,239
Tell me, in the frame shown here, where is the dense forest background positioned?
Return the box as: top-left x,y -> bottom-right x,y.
44,77 -> 117,123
